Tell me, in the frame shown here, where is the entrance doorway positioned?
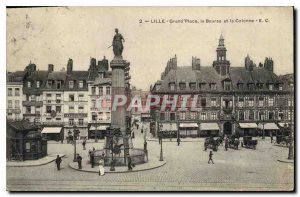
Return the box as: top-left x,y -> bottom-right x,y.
223,122 -> 232,135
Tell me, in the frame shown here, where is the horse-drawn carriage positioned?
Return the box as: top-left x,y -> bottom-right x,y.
227,135 -> 240,150
275,135 -> 291,147
204,137 -> 219,151
241,136 -> 257,149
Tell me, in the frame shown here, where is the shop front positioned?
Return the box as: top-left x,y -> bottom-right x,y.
88,124 -> 110,139
159,122 -> 178,138
41,127 -> 63,142
199,123 -> 220,137
258,123 -> 279,136
179,123 -> 199,138
238,123 -> 257,136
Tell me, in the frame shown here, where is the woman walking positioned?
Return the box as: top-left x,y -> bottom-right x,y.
98,157 -> 105,176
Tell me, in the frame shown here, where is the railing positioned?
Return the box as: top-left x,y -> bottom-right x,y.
22,101 -> 43,106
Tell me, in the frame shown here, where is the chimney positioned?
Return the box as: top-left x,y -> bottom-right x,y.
48,64 -> 54,72
99,56 -> 109,71
192,56 -> 201,70
67,58 -> 73,74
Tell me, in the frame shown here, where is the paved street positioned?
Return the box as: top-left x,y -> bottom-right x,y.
7,127 -> 294,191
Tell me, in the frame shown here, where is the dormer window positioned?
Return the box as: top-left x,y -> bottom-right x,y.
179,82 -> 186,90
56,81 -> 62,89
155,84 -> 161,91
69,81 -> 74,89
27,81 -> 32,88
257,83 -> 263,90
189,83 -> 196,90
36,81 -> 40,88
223,81 -> 231,91
169,82 -> 175,91
210,83 -> 216,90
199,83 -> 206,90
79,80 -> 84,88
237,83 -> 243,90
248,83 -> 254,91
279,85 -> 283,91
268,84 -> 274,90
47,80 -> 53,88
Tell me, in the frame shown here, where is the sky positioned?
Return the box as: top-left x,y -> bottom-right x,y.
6,7 -> 293,90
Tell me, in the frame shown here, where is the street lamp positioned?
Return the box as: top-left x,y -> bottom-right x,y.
73,125 -> 79,162
109,128 -> 115,171
288,81 -> 294,160
159,123 -> 163,161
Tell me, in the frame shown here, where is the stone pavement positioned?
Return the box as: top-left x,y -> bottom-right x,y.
6,154 -> 65,167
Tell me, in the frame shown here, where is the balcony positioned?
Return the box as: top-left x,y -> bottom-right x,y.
23,112 -> 41,117
223,107 -> 233,114
23,101 -> 43,107
6,109 -> 21,114
64,113 -> 88,118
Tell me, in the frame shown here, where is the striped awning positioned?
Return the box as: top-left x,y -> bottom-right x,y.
258,123 -> 279,130
239,123 -> 257,129
41,127 -> 62,134
200,123 -> 219,131
179,123 -> 198,128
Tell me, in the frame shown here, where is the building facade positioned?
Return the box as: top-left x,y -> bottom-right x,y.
150,35 -> 294,138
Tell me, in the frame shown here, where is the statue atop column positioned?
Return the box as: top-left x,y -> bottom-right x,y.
112,28 -> 125,57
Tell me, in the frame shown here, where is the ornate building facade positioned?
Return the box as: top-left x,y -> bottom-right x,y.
150,35 -> 294,138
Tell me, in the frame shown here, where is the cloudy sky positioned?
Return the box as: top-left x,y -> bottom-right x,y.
7,7 -> 293,90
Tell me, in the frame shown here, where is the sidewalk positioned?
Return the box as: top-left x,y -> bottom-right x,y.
69,155 -> 166,173
277,158 -> 294,164
7,154 -> 65,167
147,137 -> 203,142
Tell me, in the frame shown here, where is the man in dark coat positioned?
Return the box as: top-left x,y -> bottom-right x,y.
127,153 -> 133,171
177,138 -> 181,146
90,151 -> 95,168
77,154 -> 82,169
55,155 -> 62,170
208,151 -> 214,164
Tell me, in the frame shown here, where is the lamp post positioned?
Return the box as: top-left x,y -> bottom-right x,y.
109,128 -> 115,171
288,81 -> 294,160
73,125 -> 79,162
159,123 -> 163,161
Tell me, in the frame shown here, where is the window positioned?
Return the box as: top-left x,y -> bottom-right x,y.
36,81 -> 40,88
8,100 -> 12,108
179,83 -> 186,90
156,84 -> 161,91
248,83 -> 254,91
92,100 -> 96,108
26,106 -> 31,113
99,87 -> 103,95
106,87 -> 111,95
238,98 -> 244,107
160,112 -> 165,121
47,80 -> 53,88
200,113 -> 206,120
169,83 -> 175,91
239,111 -> 244,120
15,100 -> 20,108
189,83 -> 196,90
55,118 -> 61,121
46,106 -> 51,113
210,83 -> 216,90
278,111 -> 284,120
79,81 -> 84,88
170,112 -> 176,120
259,97 -> 264,107
106,112 -> 111,120
237,83 -> 243,90
99,73 -> 104,78
56,106 -> 61,113
279,86 -> 283,91
69,94 -> 74,102
27,81 -> 32,88
92,114 -> 97,121
199,83 -> 206,90
248,97 -> 254,107
56,81 -> 62,89
15,88 -> 20,96
92,87 -> 96,95
268,112 -> 274,120
201,98 -> 206,107
179,112 -> 186,120
79,119 -> 84,125
211,98 -> 217,107
269,84 -> 274,90
69,106 -> 74,113
78,94 -> 84,101
69,119 -> 74,126
288,98 -> 293,107
211,112 -> 217,120
190,112 -> 196,119
249,110 -> 254,120
69,81 -> 74,89
7,88 -> 12,96
224,81 -> 231,91
257,83 -> 263,90
268,97 -> 274,107
79,106 -> 84,113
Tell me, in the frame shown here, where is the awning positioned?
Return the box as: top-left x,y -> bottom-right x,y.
89,125 -> 109,131
179,123 -> 198,128
160,123 -> 178,131
278,122 -> 289,128
239,123 -> 257,129
41,127 -> 62,134
200,123 -> 220,131
258,123 -> 279,130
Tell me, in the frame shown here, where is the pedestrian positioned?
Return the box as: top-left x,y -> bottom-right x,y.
225,140 -> 228,151
82,138 -> 86,150
270,134 -> 273,143
208,151 -> 214,164
127,153 -> 132,171
141,127 -> 144,134
93,147 -> 95,152
98,157 -> 105,176
55,155 -> 62,171
76,153 -> 82,169
90,151 -> 95,168
177,137 -> 181,146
